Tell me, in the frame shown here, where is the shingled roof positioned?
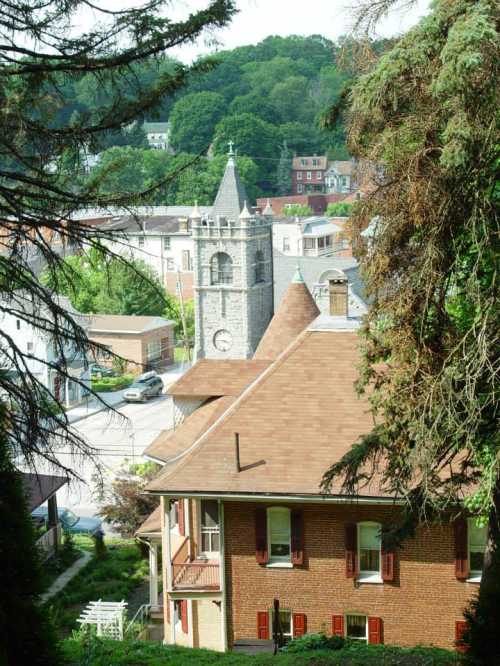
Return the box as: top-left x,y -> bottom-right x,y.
167,360 -> 270,398
144,396 -> 235,463
212,153 -> 248,222
145,322 -> 380,498
254,267 -> 320,360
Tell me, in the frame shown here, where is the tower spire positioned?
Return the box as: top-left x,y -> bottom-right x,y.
212,143 -> 248,222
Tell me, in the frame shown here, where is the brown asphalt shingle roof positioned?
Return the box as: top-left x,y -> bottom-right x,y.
144,396 -> 236,463
136,505 -> 161,535
167,360 -> 271,397
22,473 -> 68,512
146,328 -> 381,498
254,280 -> 320,360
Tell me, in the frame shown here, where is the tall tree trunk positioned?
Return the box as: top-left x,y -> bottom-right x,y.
465,478 -> 500,664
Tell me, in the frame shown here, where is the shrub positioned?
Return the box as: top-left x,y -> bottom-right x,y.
92,531 -> 107,560
281,632 -> 345,653
91,374 -> 134,392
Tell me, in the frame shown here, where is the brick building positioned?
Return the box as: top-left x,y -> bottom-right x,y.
88,314 -> 175,372
291,155 -> 328,194
136,271 -> 482,653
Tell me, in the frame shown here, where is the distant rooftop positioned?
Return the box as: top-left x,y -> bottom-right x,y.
89,314 -> 175,335
143,122 -> 170,133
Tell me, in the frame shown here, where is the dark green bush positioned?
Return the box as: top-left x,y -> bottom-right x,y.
281,633 -> 345,653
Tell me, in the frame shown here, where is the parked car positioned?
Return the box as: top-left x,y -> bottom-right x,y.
31,506 -> 102,536
123,371 -> 164,402
90,363 -> 115,378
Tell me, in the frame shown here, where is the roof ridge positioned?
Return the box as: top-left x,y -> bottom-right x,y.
146,330 -> 313,491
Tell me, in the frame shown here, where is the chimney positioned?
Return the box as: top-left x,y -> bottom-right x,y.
329,277 -> 348,317
178,217 -> 189,232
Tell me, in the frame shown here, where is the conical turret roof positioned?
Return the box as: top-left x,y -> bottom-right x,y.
254,271 -> 320,360
212,148 -> 248,222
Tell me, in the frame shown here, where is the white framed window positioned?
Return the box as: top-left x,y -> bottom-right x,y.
297,184 -> 303,193
312,158 -> 318,166
282,237 -> 290,252
16,319 -> 20,330
300,159 -> 307,166
146,339 -> 161,361
318,237 -> 325,249
163,236 -> 171,250
306,171 -> 312,180
346,615 -> 367,643
358,522 -> 382,582
468,519 -> 487,582
316,171 -> 322,179
267,507 -> 291,565
296,171 -> 302,180
169,500 -> 179,533
199,499 -> 220,555
27,342 -> 33,352
269,609 -> 293,643
166,258 -> 175,271
303,238 -> 315,250
138,235 -> 145,248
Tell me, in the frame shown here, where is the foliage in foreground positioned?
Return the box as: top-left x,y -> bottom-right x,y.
61,635 -> 460,666
46,539 -> 148,635
0,405 -> 61,665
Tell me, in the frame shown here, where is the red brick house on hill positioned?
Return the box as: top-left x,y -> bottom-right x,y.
137,270 -> 483,653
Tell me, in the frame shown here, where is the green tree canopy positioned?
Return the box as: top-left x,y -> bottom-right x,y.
169,91 -> 226,154
283,204 -> 314,217
326,202 -> 353,217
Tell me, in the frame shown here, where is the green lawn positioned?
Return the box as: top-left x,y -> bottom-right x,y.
61,638 -> 461,666
46,538 -> 148,636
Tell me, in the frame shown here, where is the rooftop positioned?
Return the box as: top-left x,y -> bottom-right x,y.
89,314 -> 175,335
145,323 -> 382,498
167,360 -> 271,398
292,155 -> 328,170
22,473 -> 68,512
212,151 -> 249,223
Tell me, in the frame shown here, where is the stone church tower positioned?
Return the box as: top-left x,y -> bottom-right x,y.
192,147 -> 274,360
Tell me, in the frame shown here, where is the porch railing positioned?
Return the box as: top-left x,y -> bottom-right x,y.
172,562 -> 220,590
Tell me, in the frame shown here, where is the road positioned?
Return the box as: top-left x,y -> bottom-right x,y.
51,393 -> 174,528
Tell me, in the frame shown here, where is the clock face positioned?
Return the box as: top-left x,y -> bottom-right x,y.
213,329 -> 233,352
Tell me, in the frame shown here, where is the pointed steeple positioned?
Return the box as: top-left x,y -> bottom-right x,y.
212,142 -> 249,222
239,200 -> 251,220
263,198 -> 274,217
190,200 -> 201,221
253,272 -> 320,360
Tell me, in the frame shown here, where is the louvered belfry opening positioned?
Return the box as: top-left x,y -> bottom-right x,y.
329,278 -> 348,316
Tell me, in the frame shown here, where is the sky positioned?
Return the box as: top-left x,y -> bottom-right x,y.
76,0 -> 431,63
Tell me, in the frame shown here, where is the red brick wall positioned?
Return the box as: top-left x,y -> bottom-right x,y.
165,271 -> 194,301
223,501 -> 475,650
256,194 -> 347,216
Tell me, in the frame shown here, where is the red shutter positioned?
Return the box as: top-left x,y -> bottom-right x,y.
257,611 -> 269,639
291,510 -> 304,565
255,508 -> 269,564
454,518 -> 468,580
455,620 -> 468,653
178,499 -> 185,536
368,617 -> 383,644
180,599 -> 188,634
293,613 -> 307,637
381,549 -> 395,582
332,615 -> 344,637
345,523 -> 357,578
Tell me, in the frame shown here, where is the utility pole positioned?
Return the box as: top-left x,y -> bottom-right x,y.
176,268 -> 191,362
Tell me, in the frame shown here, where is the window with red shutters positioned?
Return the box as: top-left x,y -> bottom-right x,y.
368,617 -> 383,644
332,615 -> 344,637
344,523 -> 357,578
291,510 -> 304,565
257,611 -> 269,639
255,508 -> 269,564
178,499 -> 185,536
454,518 -> 469,580
180,599 -> 188,634
455,620 -> 468,653
293,613 -> 307,637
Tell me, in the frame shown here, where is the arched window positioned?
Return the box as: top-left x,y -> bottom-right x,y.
254,250 -> 265,284
210,252 -> 233,285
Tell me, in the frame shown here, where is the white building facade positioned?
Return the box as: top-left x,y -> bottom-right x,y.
272,216 -> 347,257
